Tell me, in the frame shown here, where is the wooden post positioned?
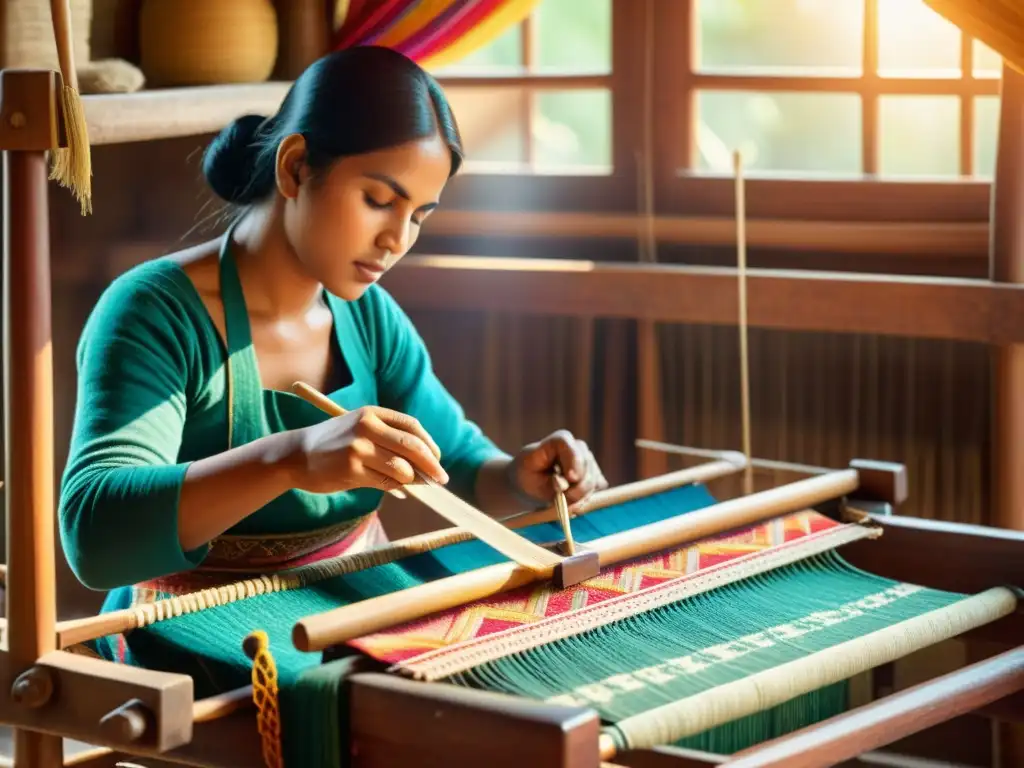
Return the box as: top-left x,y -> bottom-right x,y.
272,0 -> 331,79
987,60 -> 1024,768
1,69 -> 64,767
991,63 -> 1024,532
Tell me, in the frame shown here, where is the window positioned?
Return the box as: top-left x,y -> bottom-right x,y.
689,0 -> 1003,179
431,0 -> 613,175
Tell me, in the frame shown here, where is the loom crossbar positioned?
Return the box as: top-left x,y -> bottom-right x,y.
294,467 -> 860,652
723,645 -> 1024,768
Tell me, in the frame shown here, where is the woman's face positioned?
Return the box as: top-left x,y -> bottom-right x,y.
279,131 -> 452,300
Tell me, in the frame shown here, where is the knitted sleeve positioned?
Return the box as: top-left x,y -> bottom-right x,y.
59,265 -> 208,590
366,285 -> 507,504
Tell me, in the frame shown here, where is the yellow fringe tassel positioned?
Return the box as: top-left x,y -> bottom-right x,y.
246,631 -> 284,768
48,83 -> 92,215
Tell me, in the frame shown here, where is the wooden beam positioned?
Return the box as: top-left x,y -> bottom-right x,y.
427,210 -> 989,256
382,256 -> 1024,344
347,673 -> 601,768
690,71 -> 1000,97
839,513 -> 1024,596
990,63 -> 1024,532
0,650 -> 193,753
723,647 -> 1024,768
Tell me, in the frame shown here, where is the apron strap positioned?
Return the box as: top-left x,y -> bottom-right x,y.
219,218 -> 270,449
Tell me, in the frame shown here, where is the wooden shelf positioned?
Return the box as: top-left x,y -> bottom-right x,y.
81,82 -> 291,145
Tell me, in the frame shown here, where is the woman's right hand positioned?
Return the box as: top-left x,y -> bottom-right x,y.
291,406 -> 449,494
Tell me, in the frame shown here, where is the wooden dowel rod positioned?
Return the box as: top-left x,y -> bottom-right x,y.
63,747 -> 114,766
55,459 -> 734,649
635,439 -> 832,477
501,458 -> 745,529
192,685 -> 254,723
722,646 -> 1024,768
56,612 -> 137,650
292,469 -> 860,652
5,148 -> 62,766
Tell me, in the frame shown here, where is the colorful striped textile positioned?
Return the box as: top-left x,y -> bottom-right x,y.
332,0 -> 541,70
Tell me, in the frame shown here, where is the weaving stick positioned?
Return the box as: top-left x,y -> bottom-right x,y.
292,468 -> 861,651
290,382 -> 563,570
734,150 -> 753,496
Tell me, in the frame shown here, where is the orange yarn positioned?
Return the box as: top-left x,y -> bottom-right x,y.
247,630 -> 284,768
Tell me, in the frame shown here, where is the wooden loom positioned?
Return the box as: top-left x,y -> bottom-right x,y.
2,10 -> 1024,768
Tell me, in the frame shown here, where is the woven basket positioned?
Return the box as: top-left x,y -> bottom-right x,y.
1,0 -> 92,70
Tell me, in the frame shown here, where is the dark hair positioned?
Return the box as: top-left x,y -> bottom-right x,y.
202,46 -> 463,205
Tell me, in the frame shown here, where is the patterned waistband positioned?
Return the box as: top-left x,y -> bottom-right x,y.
132,511 -> 388,601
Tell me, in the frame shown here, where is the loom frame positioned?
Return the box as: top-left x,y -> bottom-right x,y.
1,47 -> 1024,768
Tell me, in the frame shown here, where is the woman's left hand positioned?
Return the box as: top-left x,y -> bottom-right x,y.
509,430 -> 609,508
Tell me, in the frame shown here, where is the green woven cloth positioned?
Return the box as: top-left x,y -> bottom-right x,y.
445,550 -> 965,753
110,485 -> 970,765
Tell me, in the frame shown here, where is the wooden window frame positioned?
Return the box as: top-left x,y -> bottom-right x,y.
652,0 -> 1001,224
433,1 -> 642,214
436,0 -> 1002,228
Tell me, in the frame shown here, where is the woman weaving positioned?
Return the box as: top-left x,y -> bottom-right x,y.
58,46 -> 607,671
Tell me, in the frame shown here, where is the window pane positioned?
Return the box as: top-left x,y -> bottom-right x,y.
975,96 -> 1000,179
535,0 -> 611,72
534,89 -> 611,173
973,40 -> 1004,78
877,0 -> 960,76
431,22 -> 522,75
697,0 -> 863,74
878,96 -> 959,177
445,87 -> 528,170
696,91 -> 862,175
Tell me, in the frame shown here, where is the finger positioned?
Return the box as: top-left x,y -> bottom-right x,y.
564,444 -> 602,504
564,474 -> 597,505
360,466 -> 403,494
359,445 -> 419,487
370,408 -> 443,459
524,430 -> 585,482
357,413 -> 448,484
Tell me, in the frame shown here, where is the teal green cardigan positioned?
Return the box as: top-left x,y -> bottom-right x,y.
58,256 -> 503,591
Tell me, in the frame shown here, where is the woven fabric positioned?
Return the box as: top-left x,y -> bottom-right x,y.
348,510 -> 841,669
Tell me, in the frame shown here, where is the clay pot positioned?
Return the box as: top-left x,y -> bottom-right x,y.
139,0 -> 278,86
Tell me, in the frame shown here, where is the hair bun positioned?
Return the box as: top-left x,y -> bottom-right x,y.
202,114 -> 271,204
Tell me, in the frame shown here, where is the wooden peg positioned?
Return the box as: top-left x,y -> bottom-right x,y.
10,666 -> 54,708
99,698 -> 150,743
849,459 -> 908,506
